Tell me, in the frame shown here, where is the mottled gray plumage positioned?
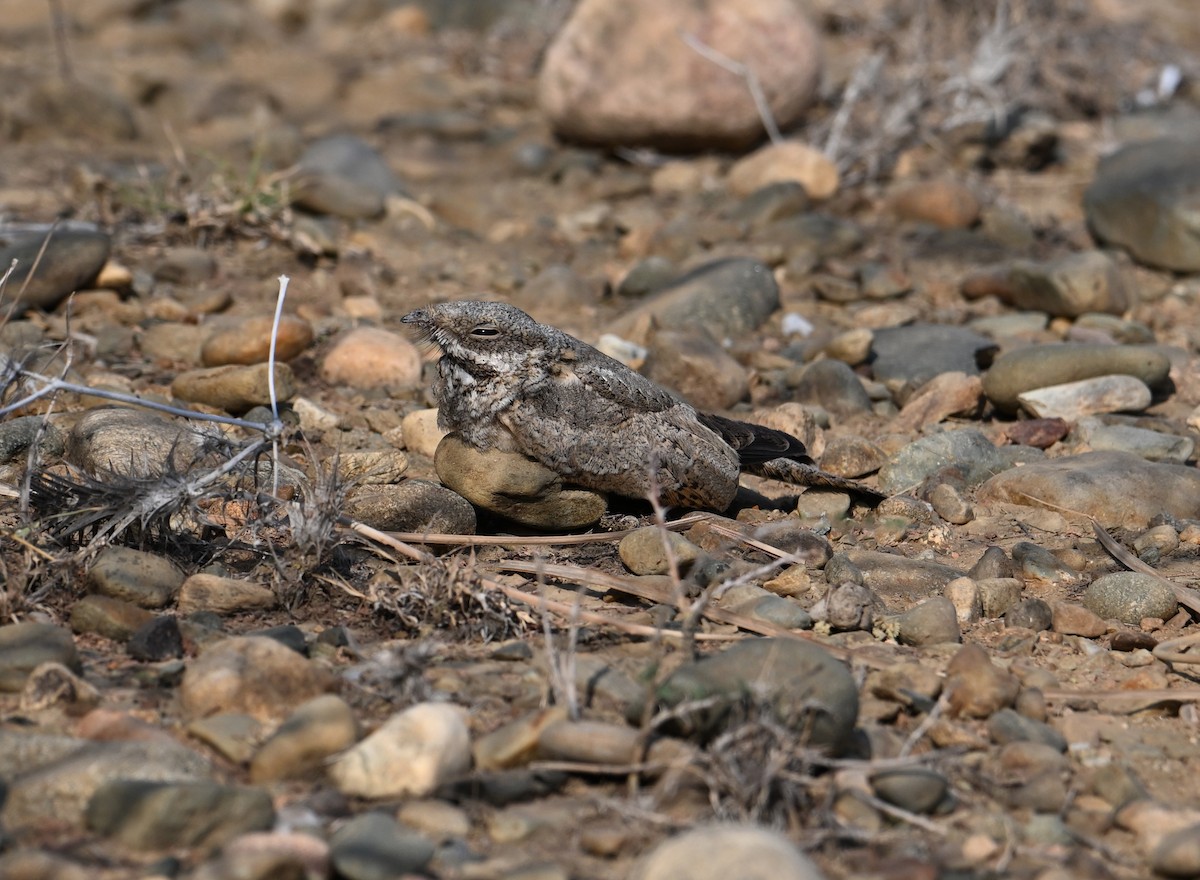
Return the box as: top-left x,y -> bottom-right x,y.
402,301 -> 884,510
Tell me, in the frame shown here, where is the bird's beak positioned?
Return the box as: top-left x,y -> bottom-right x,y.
401,308 -> 430,327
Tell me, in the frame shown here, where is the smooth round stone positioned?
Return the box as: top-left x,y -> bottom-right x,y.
0,223 -> 111,313
1016,374 -> 1151,420
153,246 -> 216,284
329,812 -> 435,880
969,546 -> 1016,581
788,359 -> 873,416
1084,136 -> 1200,272
0,622 -> 80,692
722,584 -> 813,630
928,482 -> 973,525
292,134 -> 407,219
88,546 -> 183,609
618,526 -> 703,575
127,617 -> 184,662
1005,598 -> 1054,632
731,182 -> 810,229
200,315 -> 314,366
335,449 -> 410,485
870,767 -> 950,814
171,363 -> 296,414
819,435 -> 885,479
986,708 -> 1067,751
435,434 -> 606,530
630,824 -> 825,880
1083,572 -> 1178,624
321,327 -> 423,390
85,780 -> 274,850
982,343 -> 1170,414
1012,541 -> 1080,586
516,264 -> 594,312
978,451 -> 1200,529
616,256 -> 678,298
343,480 -> 477,536
538,0 -> 821,152
400,409 -> 446,459
474,707 -> 568,771
888,597 -> 961,646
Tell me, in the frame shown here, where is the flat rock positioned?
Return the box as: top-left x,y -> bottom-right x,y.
538,0 -> 821,151
888,597 -> 961,646
0,222 -> 111,313
1084,136 -> 1200,272
180,636 -> 333,723
607,258 -> 779,343
1074,418 -> 1195,463
171,363 -> 296,414
329,703 -> 471,799
890,372 -> 984,433
321,326 -> 423,390
0,622 -> 80,692
435,433 -> 606,530
85,780 -> 273,850
88,546 -> 183,609
788,359 -> 873,417
1017,374 -> 1152,420
978,451 -> 1200,529
69,595 -> 154,642
870,324 -> 997,388
631,824 -> 825,880
633,638 -> 858,754
618,526 -> 704,576
343,480 -> 478,535
846,549 -> 965,602
982,343 -> 1170,414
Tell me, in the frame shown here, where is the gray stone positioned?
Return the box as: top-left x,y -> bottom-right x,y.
0,622 -> 80,692
722,584 -> 813,630
878,429 -> 1010,495
250,694 -> 359,783
888,597 -> 961,645
632,638 -> 858,754
344,479 -> 478,536
608,258 -> 779,342
1152,822 -> 1200,880
618,526 -> 704,576
978,451 -> 1200,529
1005,598 -> 1054,632
643,327 -> 749,411
630,824 -> 824,880
293,134 -> 407,219
69,595 -> 154,642
0,223 -> 111,313
788,359 -> 873,416
1,734 -> 211,829
330,812 -> 435,880
846,549 -> 964,601
66,408 -> 212,478
870,324 -> 997,387
982,343 -> 1171,414
85,780 -> 273,849
88,546 -> 183,609
1084,136 -> 1200,272
1083,572 -> 1178,624
989,250 -> 1129,317
987,708 -> 1067,750
870,767 -> 950,814
1075,418 -> 1195,463
0,415 -> 65,464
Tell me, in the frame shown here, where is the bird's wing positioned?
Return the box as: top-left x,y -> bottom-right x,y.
564,345 -> 682,414
697,412 -> 814,466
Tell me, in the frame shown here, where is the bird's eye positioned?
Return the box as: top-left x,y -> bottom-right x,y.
470,324 -> 500,337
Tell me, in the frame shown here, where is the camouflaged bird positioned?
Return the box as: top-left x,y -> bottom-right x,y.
402,301 -> 885,511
